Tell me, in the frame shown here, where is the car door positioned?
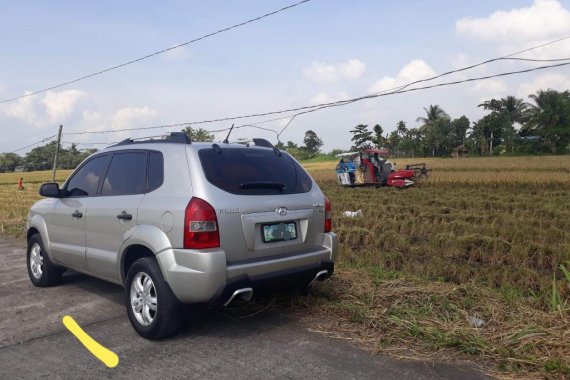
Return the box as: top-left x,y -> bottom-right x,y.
47,154 -> 109,270
85,151 -> 148,281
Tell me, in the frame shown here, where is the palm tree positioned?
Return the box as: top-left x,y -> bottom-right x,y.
416,105 -> 449,128
182,126 -> 214,142
502,96 -> 527,125
479,96 -> 527,153
416,105 -> 449,156
523,89 -> 570,153
396,120 -> 407,137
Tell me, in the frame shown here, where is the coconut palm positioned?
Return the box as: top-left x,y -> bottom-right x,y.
478,96 -> 528,153
416,105 -> 449,128
416,105 -> 449,156
523,89 -> 570,153
479,96 -> 527,125
396,120 -> 407,137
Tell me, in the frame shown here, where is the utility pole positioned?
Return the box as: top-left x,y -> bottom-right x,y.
489,131 -> 493,156
51,125 -> 63,182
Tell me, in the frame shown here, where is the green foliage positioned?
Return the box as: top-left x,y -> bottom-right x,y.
1,142 -> 95,172
372,124 -> 385,148
0,153 -> 22,172
416,104 -> 449,128
523,90 -> 570,153
181,126 -> 214,142
303,130 -> 323,157
397,127 -> 422,157
349,124 -> 373,150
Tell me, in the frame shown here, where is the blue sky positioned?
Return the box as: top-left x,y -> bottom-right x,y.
1,0 -> 569,152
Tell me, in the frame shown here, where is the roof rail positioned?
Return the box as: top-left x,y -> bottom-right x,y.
111,132 -> 192,147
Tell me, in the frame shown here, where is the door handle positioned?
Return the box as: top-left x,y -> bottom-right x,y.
117,211 -> 133,221
71,211 -> 83,218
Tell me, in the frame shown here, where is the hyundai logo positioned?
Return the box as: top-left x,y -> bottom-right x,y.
276,207 -> 288,216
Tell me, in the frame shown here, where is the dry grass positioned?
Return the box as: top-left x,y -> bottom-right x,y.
282,269 -> 569,378
298,155 -> 570,377
0,171 -> 70,237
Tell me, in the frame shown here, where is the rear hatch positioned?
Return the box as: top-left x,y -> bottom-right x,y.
188,145 -> 326,264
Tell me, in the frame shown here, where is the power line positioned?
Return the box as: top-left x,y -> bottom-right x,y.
0,0 -> 312,105
64,60 -> 570,137
276,61 -> 570,137
41,60 -> 570,147
15,36 -> 570,146
9,134 -> 57,153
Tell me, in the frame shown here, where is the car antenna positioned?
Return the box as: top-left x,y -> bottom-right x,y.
223,124 -> 234,144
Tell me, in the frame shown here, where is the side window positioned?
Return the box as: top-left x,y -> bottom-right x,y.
147,151 -> 164,192
66,155 -> 108,197
101,152 -> 147,196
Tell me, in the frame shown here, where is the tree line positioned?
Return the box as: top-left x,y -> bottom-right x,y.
0,142 -> 96,173
282,88 -> 570,159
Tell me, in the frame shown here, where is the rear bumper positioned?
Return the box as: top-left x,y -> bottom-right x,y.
157,232 -> 338,303
209,261 -> 334,307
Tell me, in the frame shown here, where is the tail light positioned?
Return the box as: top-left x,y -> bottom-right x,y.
184,197 -> 220,249
324,196 -> 332,233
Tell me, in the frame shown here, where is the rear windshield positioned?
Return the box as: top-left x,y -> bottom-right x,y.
198,147 -> 313,195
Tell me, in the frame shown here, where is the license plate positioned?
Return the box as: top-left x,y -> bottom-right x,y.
262,221 -> 297,243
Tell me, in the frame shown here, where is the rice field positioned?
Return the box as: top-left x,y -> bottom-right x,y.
0,170 -> 70,236
0,157 -> 568,377
298,155 -> 570,377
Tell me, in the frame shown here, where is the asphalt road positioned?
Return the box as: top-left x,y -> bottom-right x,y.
0,236 -> 488,379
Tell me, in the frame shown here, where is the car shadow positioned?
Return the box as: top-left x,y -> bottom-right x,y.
175,298 -> 296,340
57,270 -> 296,339
59,270 -> 124,306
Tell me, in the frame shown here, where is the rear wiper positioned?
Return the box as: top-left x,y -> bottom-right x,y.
240,182 -> 286,191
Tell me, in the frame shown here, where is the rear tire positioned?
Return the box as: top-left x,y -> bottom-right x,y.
26,233 -> 63,287
125,257 -> 182,339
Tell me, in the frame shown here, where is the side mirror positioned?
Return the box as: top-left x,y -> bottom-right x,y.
39,183 -> 61,198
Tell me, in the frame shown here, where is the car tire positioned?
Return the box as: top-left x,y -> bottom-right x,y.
26,233 -> 63,287
125,257 -> 182,339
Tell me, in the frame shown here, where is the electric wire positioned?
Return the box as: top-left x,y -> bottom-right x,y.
0,0 -> 312,104
9,134 -> 57,153
63,60 -> 570,137
9,36 -> 570,148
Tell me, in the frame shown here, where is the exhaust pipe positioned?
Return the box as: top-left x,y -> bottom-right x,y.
223,287 -> 253,307
308,270 -> 329,287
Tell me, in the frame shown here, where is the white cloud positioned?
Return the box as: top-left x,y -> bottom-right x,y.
467,79 -> 509,102
340,59 -> 366,79
75,107 -> 159,143
517,73 -> 570,98
0,91 -> 38,125
303,59 -> 366,83
369,59 -> 436,93
41,90 -> 85,122
310,91 -> 349,104
456,0 -> 570,43
110,106 -> 157,129
0,89 -> 85,128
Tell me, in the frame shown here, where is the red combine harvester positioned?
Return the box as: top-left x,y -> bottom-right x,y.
335,149 -> 430,188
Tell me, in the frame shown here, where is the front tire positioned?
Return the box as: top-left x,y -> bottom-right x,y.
125,257 -> 182,339
26,233 -> 62,287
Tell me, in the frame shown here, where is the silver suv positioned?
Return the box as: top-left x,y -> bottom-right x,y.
26,133 -> 338,339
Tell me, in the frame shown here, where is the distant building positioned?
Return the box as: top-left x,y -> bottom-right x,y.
14,166 -> 24,172
450,144 -> 468,158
